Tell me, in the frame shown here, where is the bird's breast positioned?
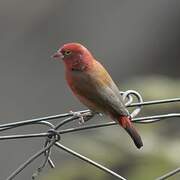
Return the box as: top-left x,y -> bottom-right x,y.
65,65 -> 128,117
65,70 -> 104,111
66,70 -> 91,93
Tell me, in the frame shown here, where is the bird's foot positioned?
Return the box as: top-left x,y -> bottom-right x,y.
69,111 -> 95,124
69,111 -> 84,124
80,111 -> 95,124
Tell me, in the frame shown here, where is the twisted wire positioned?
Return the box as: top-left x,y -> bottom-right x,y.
0,90 -> 180,180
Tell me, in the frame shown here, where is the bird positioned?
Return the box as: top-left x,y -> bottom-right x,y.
53,42 -> 143,149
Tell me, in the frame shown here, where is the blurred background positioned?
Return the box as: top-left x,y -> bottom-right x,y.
0,0 -> 180,179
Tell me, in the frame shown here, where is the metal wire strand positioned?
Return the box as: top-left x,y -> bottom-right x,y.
40,122 -> 56,169
1,90 -> 180,180
55,142 -> 127,180
1,112 -> 180,142
0,110 -> 89,130
156,167 -> 180,180
6,138 -> 56,180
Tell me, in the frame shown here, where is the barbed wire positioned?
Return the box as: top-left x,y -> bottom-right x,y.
0,90 -> 180,180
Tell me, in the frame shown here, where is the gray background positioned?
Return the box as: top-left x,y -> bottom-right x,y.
0,0 -> 180,179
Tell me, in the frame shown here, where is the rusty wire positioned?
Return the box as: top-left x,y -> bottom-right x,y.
0,90 -> 180,180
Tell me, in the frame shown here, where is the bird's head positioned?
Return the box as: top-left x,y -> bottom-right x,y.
52,43 -> 94,71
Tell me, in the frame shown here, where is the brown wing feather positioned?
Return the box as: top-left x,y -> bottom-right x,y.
66,60 -> 129,117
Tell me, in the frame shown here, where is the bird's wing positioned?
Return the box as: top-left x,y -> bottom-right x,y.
69,60 -> 129,117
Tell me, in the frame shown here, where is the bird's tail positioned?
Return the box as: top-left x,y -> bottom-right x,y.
118,116 -> 143,149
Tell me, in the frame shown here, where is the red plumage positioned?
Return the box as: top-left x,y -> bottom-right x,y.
53,43 -> 143,149
118,116 -> 143,149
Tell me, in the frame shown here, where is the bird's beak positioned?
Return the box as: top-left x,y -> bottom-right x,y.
52,51 -> 63,59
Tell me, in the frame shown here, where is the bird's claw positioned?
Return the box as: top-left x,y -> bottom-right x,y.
78,116 -> 85,125
69,111 -> 85,124
69,111 -> 95,124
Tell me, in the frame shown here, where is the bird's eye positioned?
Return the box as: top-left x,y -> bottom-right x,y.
64,50 -> 72,56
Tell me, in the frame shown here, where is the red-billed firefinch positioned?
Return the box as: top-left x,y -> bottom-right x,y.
53,43 -> 143,149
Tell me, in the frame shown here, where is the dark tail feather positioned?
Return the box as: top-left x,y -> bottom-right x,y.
125,126 -> 143,149
118,116 -> 143,149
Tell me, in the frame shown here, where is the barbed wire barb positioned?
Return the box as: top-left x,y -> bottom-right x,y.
0,90 -> 180,180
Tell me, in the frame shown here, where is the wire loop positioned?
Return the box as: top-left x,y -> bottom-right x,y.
122,90 -> 143,118
47,129 -> 61,141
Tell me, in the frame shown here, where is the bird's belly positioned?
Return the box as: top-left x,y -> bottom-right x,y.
66,72 -> 105,112
75,93 -> 104,112
66,71 -> 126,117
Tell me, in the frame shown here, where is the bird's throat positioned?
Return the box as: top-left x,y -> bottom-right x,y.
64,56 -> 93,72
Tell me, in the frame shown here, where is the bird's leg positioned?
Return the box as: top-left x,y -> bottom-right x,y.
80,111 -> 96,124
69,111 -> 84,124
69,111 -> 96,124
